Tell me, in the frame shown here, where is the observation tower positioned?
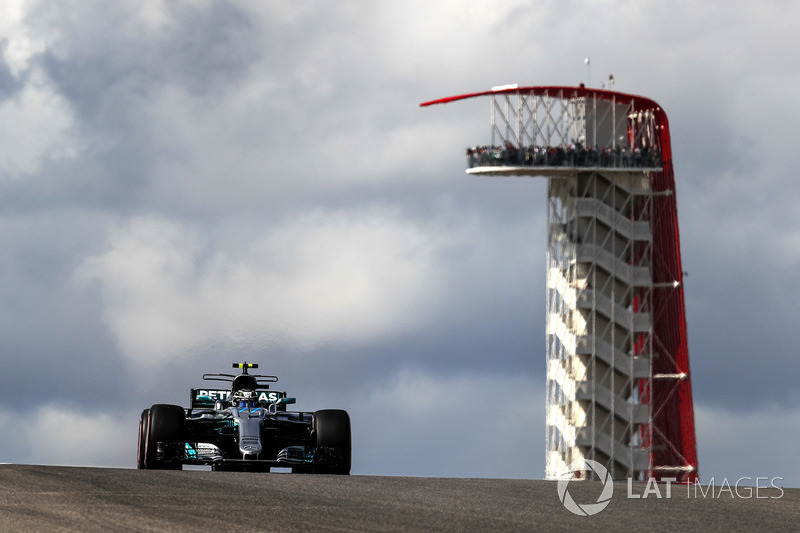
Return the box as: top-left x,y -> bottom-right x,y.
421,85 -> 698,483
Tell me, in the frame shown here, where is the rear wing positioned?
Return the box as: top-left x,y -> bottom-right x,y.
190,388 -> 287,409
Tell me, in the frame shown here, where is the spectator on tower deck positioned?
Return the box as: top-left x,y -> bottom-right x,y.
464,142 -> 663,170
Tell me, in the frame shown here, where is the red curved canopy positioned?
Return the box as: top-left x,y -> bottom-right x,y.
420,85 -> 662,112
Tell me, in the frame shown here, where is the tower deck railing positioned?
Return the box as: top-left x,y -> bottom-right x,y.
466,144 -> 663,170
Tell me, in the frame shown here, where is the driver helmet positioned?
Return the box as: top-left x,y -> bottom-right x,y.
231,373 -> 259,403
232,389 -> 259,403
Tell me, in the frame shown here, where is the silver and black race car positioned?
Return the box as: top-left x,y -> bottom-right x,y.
137,362 -> 351,474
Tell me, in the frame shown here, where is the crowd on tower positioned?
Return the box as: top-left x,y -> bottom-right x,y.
466,143 -> 663,170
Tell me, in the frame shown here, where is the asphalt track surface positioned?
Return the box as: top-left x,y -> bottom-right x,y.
0,465 -> 796,532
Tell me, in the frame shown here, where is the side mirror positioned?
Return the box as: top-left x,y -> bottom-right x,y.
278,397 -> 296,406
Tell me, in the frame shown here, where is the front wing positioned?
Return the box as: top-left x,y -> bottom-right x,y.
156,442 -> 344,470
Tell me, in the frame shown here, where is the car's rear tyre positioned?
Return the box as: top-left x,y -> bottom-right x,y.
313,409 -> 351,475
144,404 -> 185,470
137,409 -> 149,469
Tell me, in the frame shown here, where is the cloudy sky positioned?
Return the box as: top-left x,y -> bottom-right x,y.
1,0 -> 798,485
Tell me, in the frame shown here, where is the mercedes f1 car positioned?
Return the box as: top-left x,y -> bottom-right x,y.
137,362 -> 351,474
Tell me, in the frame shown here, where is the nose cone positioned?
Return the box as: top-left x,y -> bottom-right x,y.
240,435 -> 262,456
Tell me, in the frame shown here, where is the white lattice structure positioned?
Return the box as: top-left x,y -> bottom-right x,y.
545,171 -> 655,480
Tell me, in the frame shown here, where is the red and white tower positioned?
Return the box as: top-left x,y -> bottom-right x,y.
422,86 -> 698,482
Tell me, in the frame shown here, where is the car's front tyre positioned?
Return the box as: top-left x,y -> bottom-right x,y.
313,409 -> 351,475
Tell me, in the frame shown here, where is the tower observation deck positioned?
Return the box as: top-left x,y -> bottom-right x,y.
421,86 -> 698,483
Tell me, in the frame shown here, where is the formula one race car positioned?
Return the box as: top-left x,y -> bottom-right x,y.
137,362 -> 351,474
